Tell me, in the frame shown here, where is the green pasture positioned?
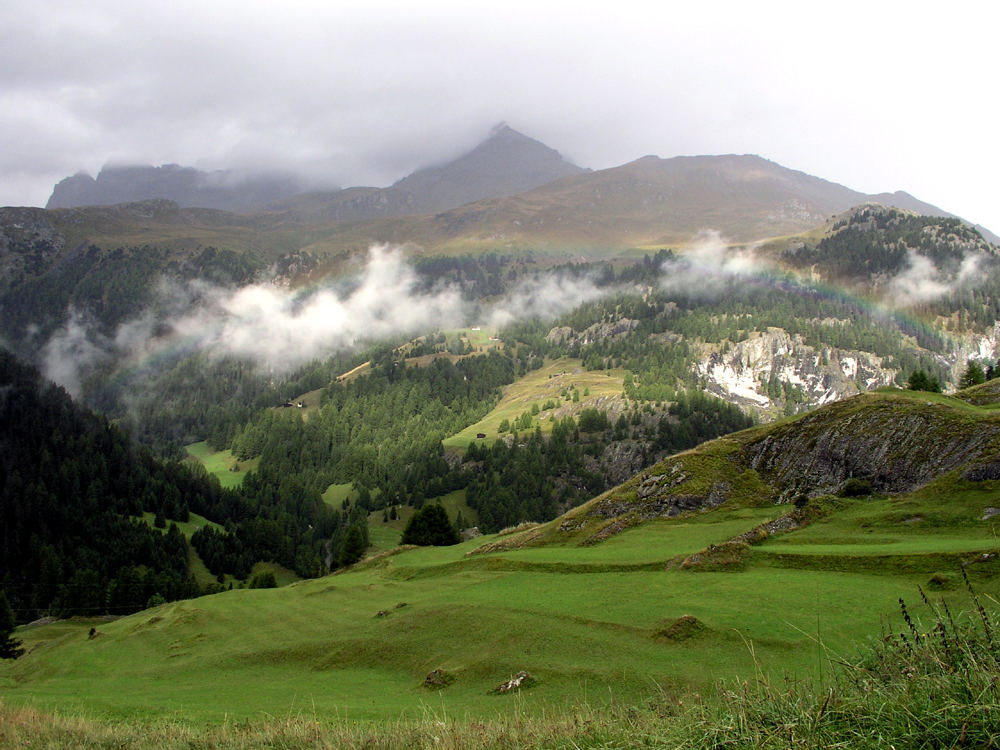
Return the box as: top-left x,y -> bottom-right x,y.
366,489 -> 479,553
248,561 -> 300,587
7,488 -> 999,724
138,511 -> 221,540
321,482 -> 356,509
184,441 -> 255,489
444,357 -> 626,449
454,326 -> 499,350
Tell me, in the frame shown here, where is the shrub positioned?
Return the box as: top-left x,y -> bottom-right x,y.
248,571 -> 277,589
839,477 -> 872,497
400,504 -> 460,546
0,591 -> 23,660
146,593 -> 167,609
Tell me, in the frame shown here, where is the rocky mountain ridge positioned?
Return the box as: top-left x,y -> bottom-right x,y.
39,128 -> 996,253
482,386 -> 1000,553
45,125 -> 586,222
695,327 -> 898,416
47,165 -> 305,213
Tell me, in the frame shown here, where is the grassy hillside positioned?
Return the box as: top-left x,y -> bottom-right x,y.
184,441 -> 256,489
4,386 -> 1000,733
6,528 -> 970,723
443,357 -> 626,449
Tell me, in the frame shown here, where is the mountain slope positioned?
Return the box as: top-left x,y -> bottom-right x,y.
36,133 -> 989,255
46,165 -> 305,213
485,387 -> 1000,551
269,124 -> 587,222
417,153 -> 972,249
391,123 -> 587,213
0,349 -> 227,620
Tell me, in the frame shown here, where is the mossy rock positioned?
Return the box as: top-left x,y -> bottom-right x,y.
927,572 -> 954,590
491,670 -> 536,694
681,541 -> 751,571
655,615 -> 707,642
422,669 -> 455,689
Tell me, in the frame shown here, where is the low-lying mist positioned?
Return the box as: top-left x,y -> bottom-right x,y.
41,244 -> 619,397
39,235 -> 988,400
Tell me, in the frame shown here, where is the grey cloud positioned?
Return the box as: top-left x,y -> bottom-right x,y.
488,272 -> 610,329
41,244 -> 626,394
1,1 -> 996,236
660,231 -> 763,299
41,310 -> 111,397
887,250 -> 983,307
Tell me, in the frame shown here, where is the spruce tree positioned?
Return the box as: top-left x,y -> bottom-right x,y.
339,525 -> 366,566
961,360 -> 986,388
400,504 -> 460,546
0,591 -> 24,660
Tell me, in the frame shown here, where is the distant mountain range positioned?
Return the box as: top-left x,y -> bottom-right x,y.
45,124 -> 587,221
46,165 -> 306,213
38,125 -> 998,250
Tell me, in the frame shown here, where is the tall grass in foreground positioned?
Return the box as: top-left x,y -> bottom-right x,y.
3,585 -> 999,749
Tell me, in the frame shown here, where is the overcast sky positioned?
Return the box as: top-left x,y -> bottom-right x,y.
2,0 -> 998,232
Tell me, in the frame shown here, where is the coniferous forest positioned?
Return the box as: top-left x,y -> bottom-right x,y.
2,206 -> 999,625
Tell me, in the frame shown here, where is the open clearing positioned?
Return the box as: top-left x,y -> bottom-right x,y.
444,357 -> 626,449
184,441 -> 256,489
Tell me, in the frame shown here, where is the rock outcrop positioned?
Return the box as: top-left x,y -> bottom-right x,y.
696,327 -> 897,416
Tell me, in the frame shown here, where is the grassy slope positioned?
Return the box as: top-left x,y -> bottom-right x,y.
184,441 -> 256,490
443,357 -> 625,450
6,387 -> 1000,725
6,495 -> 998,722
367,490 -> 479,553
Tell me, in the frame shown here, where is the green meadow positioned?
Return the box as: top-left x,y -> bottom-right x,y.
366,489 -> 479,553
444,358 -> 625,449
6,474 -> 998,725
7,386 -> 1000,742
184,441 -> 256,489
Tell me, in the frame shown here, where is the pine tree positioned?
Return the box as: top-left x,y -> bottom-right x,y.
400,504 -> 460,546
961,360 -> 986,389
0,591 -> 24,660
907,370 -> 940,393
339,525 -> 366,566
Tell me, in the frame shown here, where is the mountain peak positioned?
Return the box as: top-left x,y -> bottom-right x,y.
388,124 -> 587,213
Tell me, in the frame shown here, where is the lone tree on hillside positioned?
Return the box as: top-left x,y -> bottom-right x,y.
339,525 -> 367,566
0,591 -> 24,659
907,370 -> 942,393
401,504 -> 460,546
961,360 -> 987,389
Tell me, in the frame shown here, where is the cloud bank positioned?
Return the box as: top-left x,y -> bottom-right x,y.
41,244 -> 620,395
40,233 -> 991,397
887,249 -> 982,306
1,1 -> 996,233
174,245 -> 467,368
659,230 -> 763,298
487,272 -> 609,329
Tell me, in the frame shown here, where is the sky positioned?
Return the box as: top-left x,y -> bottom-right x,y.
2,0 -> 998,232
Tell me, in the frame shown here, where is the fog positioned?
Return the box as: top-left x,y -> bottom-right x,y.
659,231 -> 762,299
888,250 -> 983,307
41,244 -> 620,394
39,231 -> 990,396
2,1 -> 997,233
